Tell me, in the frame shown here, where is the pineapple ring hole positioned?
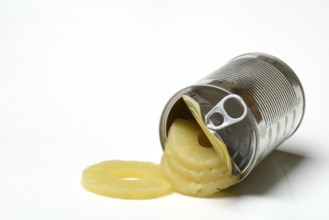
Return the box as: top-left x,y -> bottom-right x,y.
198,133 -> 212,148
111,170 -> 146,181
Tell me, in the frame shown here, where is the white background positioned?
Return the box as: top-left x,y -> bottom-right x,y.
1,0 -> 328,219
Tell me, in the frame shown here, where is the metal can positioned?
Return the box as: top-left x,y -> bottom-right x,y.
159,53 -> 305,181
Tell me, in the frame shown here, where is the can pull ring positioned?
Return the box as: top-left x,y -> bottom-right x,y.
205,94 -> 248,131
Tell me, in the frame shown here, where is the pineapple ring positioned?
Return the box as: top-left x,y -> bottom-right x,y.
182,95 -> 232,170
81,160 -> 172,199
161,119 -> 239,197
165,119 -> 223,169
165,151 -> 227,183
161,155 -> 237,196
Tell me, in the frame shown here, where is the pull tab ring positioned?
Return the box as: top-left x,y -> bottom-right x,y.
205,94 -> 248,131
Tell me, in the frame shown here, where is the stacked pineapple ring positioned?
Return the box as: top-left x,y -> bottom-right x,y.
161,119 -> 239,197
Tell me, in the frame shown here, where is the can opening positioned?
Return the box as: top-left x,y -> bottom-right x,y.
159,86 -> 257,178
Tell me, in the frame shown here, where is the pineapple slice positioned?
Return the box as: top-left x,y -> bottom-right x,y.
162,155 -> 237,196
164,119 -> 223,170
81,160 -> 172,199
165,151 -> 228,183
182,95 -> 232,170
161,119 -> 239,197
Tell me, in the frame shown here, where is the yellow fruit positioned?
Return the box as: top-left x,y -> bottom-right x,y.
165,151 -> 228,183
81,95 -> 240,199
161,119 -> 239,197
81,160 -> 172,199
182,95 -> 232,170
165,119 -> 223,169
162,156 -> 237,196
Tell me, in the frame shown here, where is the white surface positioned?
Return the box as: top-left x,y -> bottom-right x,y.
1,0 -> 328,219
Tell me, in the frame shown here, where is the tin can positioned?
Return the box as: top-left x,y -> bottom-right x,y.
159,53 -> 305,181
